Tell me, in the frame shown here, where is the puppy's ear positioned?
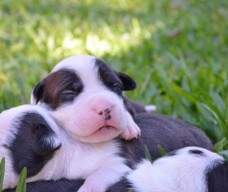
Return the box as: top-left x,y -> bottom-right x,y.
31,80 -> 45,104
32,123 -> 61,156
117,72 -> 137,91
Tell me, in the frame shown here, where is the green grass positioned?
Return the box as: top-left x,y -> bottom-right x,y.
0,0 -> 227,154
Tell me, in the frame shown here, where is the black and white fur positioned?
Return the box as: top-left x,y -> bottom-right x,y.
31,55 -> 141,143
127,146 -> 228,192
0,105 -> 130,192
5,147 -> 227,192
26,55 -> 213,192
1,55 -> 214,192
1,106 -> 214,192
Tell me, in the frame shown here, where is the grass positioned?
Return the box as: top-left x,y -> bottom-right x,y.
0,0 -> 227,154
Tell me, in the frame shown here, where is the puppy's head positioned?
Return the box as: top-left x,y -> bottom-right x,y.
31,55 -> 139,143
0,105 -> 61,189
127,146 -> 224,192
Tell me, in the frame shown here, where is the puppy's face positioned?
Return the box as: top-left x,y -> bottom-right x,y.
0,105 -> 61,189
31,55 -> 139,143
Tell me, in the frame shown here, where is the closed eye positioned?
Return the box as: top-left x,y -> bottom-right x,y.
59,90 -> 79,103
61,90 -> 77,95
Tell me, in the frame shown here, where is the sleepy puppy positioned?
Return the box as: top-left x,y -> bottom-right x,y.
31,55 -> 141,142
128,146 -> 228,192
0,105 -> 130,192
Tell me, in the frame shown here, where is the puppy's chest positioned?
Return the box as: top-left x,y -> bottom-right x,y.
36,140 -> 123,180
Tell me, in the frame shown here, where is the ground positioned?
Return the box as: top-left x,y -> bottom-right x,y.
0,0 -> 227,154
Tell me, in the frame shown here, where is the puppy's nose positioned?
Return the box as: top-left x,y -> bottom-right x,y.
98,108 -> 112,120
91,99 -> 114,120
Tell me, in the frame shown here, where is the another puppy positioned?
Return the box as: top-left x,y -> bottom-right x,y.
128,146 -> 228,192
0,105 -> 61,189
31,55 -> 141,142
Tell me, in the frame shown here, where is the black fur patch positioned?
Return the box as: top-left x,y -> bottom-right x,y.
207,161 -> 228,192
4,178 -> 133,192
96,59 -> 136,94
8,112 -> 61,177
189,149 -> 204,155
119,112 -> 213,168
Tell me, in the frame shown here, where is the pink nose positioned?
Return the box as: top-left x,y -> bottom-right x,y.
90,99 -> 114,120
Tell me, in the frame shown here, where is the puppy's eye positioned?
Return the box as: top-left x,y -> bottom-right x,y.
59,90 -> 77,102
61,90 -> 76,96
189,149 -> 204,155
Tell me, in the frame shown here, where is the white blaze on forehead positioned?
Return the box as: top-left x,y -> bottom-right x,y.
52,55 -> 105,92
52,55 -> 96,72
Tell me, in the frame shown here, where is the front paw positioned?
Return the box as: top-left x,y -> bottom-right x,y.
121,118 -> 141,140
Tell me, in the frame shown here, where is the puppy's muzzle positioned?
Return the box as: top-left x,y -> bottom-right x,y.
91,98 -> 114,121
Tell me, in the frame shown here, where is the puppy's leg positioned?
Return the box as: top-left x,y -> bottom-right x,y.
120,112 -> 141,140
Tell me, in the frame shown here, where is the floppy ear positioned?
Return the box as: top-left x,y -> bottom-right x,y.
31,80 -> 45,104
32,123 -> 61,156
117,72 -> 137,91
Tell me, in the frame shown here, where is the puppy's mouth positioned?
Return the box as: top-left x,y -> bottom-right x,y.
92,125 -> 119,135
76,124 -> 122,143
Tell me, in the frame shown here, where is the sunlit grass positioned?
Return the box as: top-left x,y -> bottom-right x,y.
0,0 -> 227,153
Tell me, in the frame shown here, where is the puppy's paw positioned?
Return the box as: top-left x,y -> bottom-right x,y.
121,113 -> 141,140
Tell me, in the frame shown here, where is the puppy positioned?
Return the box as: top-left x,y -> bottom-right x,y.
0,105 -> 61,189
31,55 -> 141,142
128,146 -> 228,192
0,105 -> 130,192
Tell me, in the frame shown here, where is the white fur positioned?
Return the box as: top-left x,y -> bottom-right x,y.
0,105 -> 131,192
127,146 -> 224,192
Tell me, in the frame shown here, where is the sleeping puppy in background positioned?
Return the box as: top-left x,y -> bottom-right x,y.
31,55 -> 142,142
128,146 -> 228,192
0,105 -> 131,192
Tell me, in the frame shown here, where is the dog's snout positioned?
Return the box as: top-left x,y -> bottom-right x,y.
91,98 -> 114,120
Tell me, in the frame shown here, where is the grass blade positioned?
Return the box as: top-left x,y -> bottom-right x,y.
144,144 -> 153,161
16,167 -> 27,192
0,158 -> 5,192
157,145 -> 167,156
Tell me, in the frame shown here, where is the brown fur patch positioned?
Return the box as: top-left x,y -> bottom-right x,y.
34,69 -> 83,109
